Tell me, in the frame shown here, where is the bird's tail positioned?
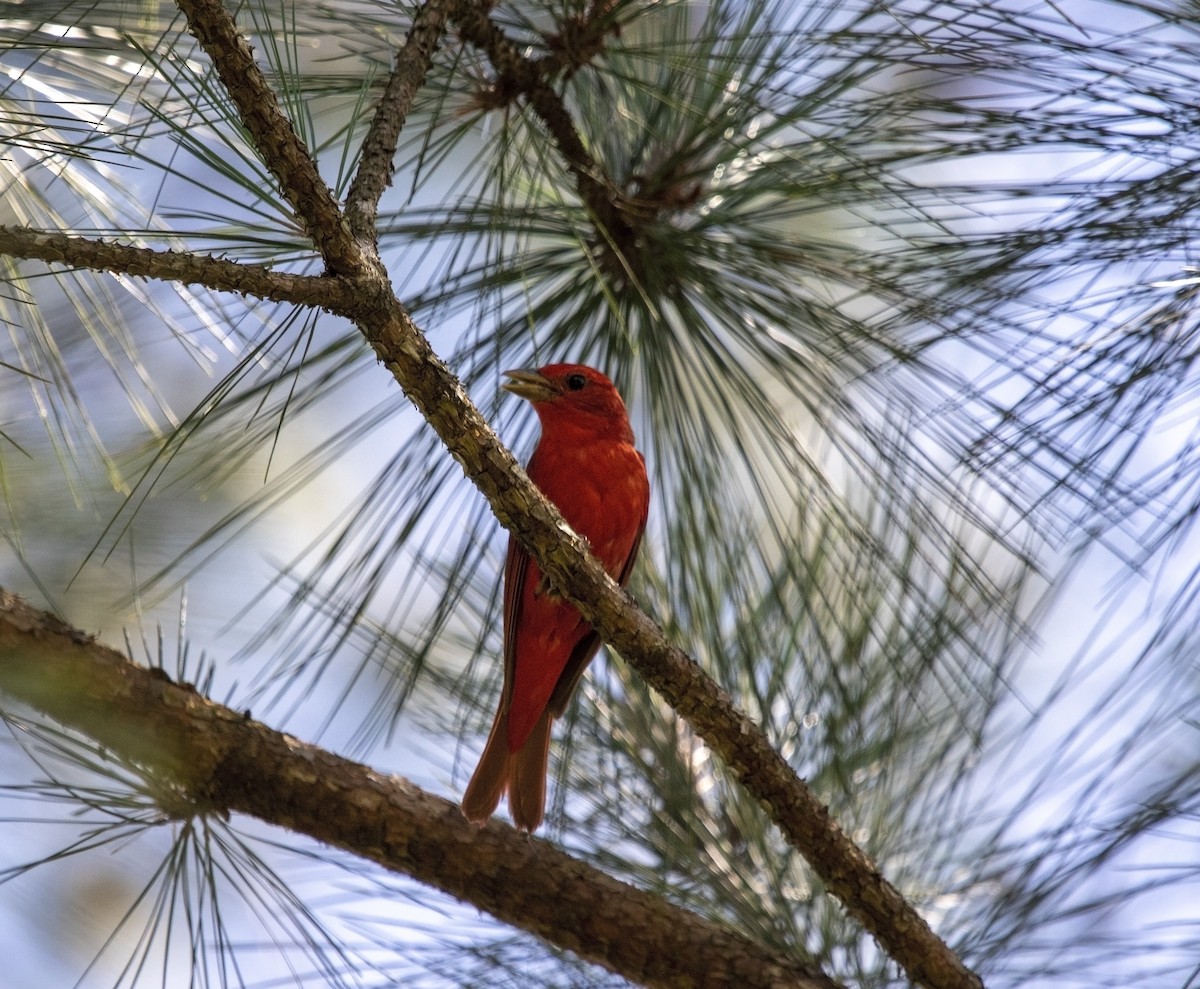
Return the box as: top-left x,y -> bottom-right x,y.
461,708 -> 511,825
508,707 -> 551,832
461,707 -> 552,833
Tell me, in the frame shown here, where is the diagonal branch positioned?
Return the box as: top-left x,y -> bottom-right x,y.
0,225 -> 354,311
345,0 -> 453,241
175,0 -> 360,275
0,588 -> 842,989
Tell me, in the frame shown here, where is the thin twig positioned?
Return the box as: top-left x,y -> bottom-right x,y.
0,225 -> 354,311
345,0 -> 453,241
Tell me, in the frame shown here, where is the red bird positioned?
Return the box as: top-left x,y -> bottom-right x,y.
461,364 -> 650,832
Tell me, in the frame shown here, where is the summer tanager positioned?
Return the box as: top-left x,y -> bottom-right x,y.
461,364 -> 650,832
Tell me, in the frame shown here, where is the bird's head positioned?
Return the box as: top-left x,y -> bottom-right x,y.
502,364 -> 634,443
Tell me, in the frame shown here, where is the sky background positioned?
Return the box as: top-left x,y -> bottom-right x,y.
2,0 -> 1199,986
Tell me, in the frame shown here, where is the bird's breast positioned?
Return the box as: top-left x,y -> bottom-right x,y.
527,439 -> 648,572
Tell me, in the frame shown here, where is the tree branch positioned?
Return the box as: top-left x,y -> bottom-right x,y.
175,0 -> 360,275
0,588 -> 841,989
345,0 -> 452,241
0,225 -> 354,311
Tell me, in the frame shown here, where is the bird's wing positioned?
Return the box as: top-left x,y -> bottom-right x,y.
547,451 -> 649,717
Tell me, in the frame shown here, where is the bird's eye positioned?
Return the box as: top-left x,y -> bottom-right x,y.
565,373 -> 588,391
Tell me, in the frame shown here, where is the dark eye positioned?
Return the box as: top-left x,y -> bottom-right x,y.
565,373 -> 588,391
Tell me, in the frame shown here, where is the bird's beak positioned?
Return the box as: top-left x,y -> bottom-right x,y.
501,369 -> 558,403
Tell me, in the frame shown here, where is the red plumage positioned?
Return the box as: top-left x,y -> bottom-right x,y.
461,364 -> 650,832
